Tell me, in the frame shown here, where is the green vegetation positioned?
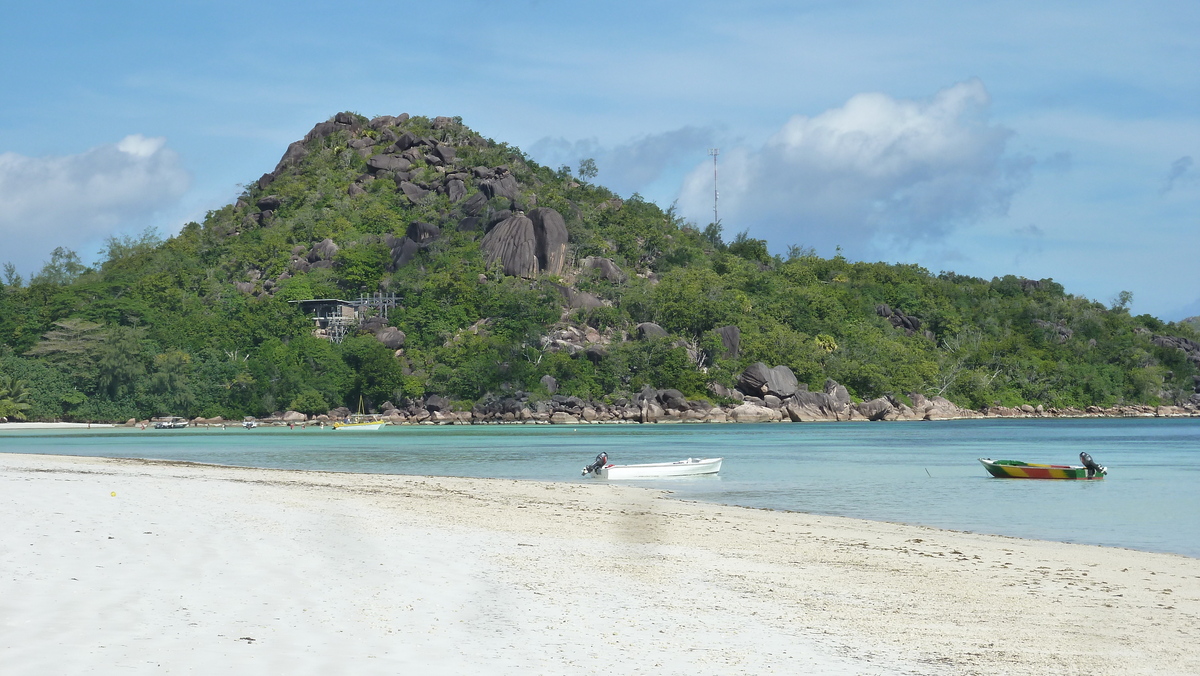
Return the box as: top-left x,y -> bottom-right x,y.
2,112 -> 1197,421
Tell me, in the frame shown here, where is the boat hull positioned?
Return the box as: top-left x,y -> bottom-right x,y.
979,458 -> 1105,480
600,458 -> 722,480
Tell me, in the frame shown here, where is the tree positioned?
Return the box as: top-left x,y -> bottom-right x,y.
577,157 -> 598,181
0,375 -> 33,420
728,230 -> 771,264
288,389 -> 329,415
702,222 -> 726,250
25,319 -> 105,390
2,263 -> 22,288
150,350 -> 196,414
31,247 -> 88,285
334,242 -> 391,291
100,227 -> 163,268
97,326 -> 147,397
338,336 -> 405,409
1112,290 -> 1133,312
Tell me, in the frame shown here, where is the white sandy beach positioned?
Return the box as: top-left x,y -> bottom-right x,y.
2,453 -> 1197,675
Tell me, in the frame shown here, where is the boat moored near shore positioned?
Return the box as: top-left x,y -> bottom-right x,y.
582,456 -> 723,480
979,452 -> 1107,480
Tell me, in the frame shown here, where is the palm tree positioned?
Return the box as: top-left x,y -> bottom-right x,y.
0,375 -> 33,421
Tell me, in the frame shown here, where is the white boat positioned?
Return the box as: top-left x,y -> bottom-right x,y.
332,420 -> 386,431
587,457 -> 722,480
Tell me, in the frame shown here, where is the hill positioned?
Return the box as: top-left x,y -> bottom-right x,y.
2,111 -> 1199,423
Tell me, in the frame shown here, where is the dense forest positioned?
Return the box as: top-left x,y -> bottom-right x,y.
2,112 -> 1199,422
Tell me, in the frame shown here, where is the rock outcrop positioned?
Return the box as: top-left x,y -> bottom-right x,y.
635,322 -> 669,340
480,207 -> 569,278
713,325 -> 740,359
736,363 -> 799,398
582,256 -> 625,283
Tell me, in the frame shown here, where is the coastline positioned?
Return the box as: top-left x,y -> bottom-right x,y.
2,453 -> 1197,674
2,401 -> 1196,431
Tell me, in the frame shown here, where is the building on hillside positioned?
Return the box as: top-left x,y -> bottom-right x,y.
289,294 -> 401,343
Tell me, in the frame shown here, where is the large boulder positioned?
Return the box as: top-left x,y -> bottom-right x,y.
367,154 -> 412,173
425,394 -> 450,412
393,131 -> 423,151
635,322 -> 668,340
479,209 -> 570,279
282,410 -> 307,422
388,237 -> 421,269
582,256 -> 625,283
406,221 -> 441,244
256,195 -> 281,211
713,325 -> 740,359
657,389 -> 688,411
461,191 -> 488,216
446,179 -> 466,203
480,174 -> 521,201
553,284 -> 604,309
309,238 -> 339,262
539,374 -> 558,394
855,397 -> 894,421
433,144 -> 456,164
398,181 -> 430,204
375,327 -> 406,349
481,214 -> 538,277
785,391 -> 842,422
729,403 -> 779,423
527,208 -> 568,275
824,379 -> 851,409
926,396 -> 968,420
736,363 -> 799,398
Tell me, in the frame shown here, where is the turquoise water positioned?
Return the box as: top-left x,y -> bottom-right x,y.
3,418 -> 1198,558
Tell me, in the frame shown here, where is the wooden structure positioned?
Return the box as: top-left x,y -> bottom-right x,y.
290,294 -> 402,344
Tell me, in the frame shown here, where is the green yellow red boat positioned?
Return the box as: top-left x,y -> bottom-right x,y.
979,453 -> 1107,480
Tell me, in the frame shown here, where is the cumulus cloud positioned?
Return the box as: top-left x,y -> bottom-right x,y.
528,126 -> 717,198
677,80 -> 1032,256
0,135 -> 190,271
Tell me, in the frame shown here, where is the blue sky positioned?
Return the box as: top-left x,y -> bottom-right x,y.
1,1 -> 1197,319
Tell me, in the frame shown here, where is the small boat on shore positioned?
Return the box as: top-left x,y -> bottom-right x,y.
979,453 -> 1106,480
153,417 -> 189,430
582,455 -> 723,480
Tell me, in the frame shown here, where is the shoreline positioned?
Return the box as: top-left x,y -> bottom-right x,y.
3,453 -> 1198,674
2,403 -> 1198,431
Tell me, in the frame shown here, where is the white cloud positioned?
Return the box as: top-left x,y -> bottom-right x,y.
0,135 -> 190,271
677,80 -> 1033,256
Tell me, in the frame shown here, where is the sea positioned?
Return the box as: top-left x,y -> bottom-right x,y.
3,418 -> 1198,558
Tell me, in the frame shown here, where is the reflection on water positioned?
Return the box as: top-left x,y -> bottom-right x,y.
3,418 -> 1198,557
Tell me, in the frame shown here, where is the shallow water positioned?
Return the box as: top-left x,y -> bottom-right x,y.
3,418 -> 1198,558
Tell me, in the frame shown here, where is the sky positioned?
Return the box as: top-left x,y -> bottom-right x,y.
1,0 -> 1197,319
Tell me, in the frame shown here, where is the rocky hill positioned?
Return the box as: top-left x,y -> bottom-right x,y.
1,111 -> 1198,423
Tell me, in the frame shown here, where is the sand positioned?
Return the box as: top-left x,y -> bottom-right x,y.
2,454 -> 1197,675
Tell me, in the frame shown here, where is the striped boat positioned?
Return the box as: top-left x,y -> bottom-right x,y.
979,457 -> 1106,480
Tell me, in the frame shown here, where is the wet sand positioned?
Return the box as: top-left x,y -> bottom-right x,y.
2,453 -> 1197,675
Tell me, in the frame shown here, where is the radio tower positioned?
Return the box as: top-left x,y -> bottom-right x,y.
708,148 -> 720,225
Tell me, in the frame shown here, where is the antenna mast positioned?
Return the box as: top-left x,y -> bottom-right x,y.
708,148 -> 720,225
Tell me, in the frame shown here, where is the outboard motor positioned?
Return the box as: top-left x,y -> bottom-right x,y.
1080,452 -> 1105,478
582,452 -> 609,476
